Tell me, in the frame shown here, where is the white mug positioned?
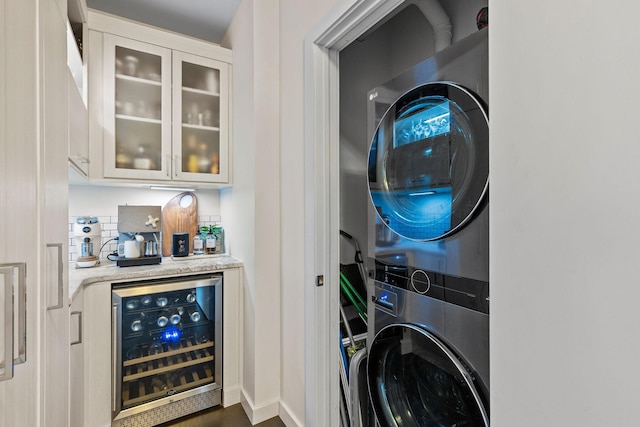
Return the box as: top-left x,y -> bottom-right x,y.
118,240 -> 141,258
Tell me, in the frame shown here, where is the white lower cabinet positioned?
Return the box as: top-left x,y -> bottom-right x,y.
70,267 -> 242,426
87,11 -> 232,187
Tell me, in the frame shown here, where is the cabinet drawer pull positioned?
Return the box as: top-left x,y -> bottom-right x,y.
70,311 -> 82,345
0,262 -> 27,382
46,243 -> 64,311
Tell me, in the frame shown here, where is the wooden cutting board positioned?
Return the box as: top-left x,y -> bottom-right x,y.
161,192 -> 198,256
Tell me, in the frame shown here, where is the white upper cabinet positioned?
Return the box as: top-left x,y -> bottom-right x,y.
88,11 -> 232,187
172,51 -> 229,182
103,34 -> 172,180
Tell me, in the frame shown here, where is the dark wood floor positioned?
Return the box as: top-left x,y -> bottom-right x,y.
159,403 -> 285,427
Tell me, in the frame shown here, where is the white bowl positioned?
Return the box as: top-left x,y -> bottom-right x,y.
76,259 -> 98,268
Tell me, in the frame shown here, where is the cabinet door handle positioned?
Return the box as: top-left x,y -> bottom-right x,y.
174,155 -> 180,177
165,154 -> 171,177
70,311 -> 82,345
46,243 -> 64,311
0,262 -> 27,382
112,304 -> 120,413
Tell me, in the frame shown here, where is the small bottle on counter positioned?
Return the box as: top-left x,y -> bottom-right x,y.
205,226 -> 216,254
211,224 -> 224,254
193,226 -> 207,255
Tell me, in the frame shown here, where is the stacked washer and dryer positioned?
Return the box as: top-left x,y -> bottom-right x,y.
363,27 -> 489,426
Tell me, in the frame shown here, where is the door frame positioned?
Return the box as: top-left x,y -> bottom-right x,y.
303,0 -> 405,425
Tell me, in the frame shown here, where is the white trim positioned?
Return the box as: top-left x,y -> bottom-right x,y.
303,1 -> 404,425
240,391 -> 280,425
222,386 -> 242,407
303,39 -> 333,427
279,400 -> 304,427
87,10 -> 233,63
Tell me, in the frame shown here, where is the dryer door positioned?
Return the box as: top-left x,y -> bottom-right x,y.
367,323 -> 489,427
368,82 -> 488,241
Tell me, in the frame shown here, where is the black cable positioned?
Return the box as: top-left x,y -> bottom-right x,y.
98,237 -> 118,261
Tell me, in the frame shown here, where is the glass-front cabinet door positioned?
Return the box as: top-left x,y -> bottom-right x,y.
103,34 -> 172,180
172,51 -> 229,183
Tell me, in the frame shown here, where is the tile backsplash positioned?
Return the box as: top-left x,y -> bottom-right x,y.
69,214 -> 222,261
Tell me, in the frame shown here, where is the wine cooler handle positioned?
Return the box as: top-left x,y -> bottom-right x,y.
0,262 -> 27,382
112,304 -> 118,413
46,243 -> 64,311
70,311 -> 82,345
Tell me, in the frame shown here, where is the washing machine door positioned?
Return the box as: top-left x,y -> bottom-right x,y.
368,323 -> 489,427
368,82 -> 488,241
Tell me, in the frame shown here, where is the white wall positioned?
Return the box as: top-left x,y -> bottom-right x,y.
491,1 -> 640,425
280,0 -> 350,424
69,184 -> 221,216
222,0 -> 283,423
221,0 -> 258,409
226,0 -> 343,423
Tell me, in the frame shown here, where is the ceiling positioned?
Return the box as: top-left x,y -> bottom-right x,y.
86,0 -> 242,44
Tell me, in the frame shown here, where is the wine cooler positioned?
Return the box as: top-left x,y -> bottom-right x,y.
111,274 -> 222,426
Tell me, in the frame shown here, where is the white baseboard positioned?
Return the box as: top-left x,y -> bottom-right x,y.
279,400 -> 303,427
223,385 -> 242,407
241,391 -> 280,424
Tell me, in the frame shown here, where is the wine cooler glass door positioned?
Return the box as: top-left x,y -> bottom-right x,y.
111,275 -> 222,420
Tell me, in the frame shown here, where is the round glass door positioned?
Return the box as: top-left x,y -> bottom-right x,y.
367,324 -> 489,427
368,82 -> 489,241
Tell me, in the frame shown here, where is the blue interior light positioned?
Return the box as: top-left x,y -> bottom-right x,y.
162,327 -> 182,342
409,190 -> 437,197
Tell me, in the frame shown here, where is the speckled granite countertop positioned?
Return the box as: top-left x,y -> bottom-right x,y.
69,255 -> 243,302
